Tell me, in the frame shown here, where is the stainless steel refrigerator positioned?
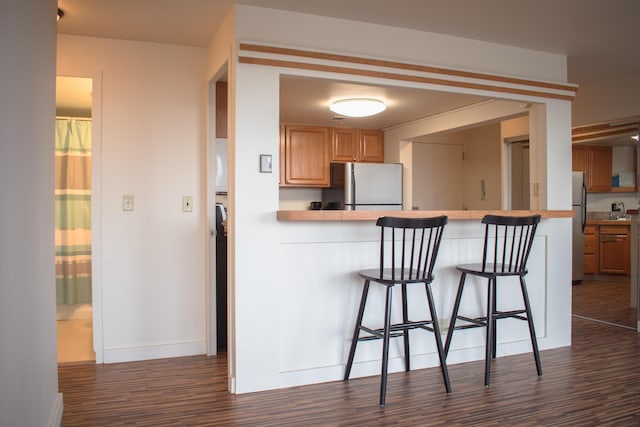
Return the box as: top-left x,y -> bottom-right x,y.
322,162 -> 403,210
572,171 -> 587,283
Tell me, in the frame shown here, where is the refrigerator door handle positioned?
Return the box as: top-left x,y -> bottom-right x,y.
350,166 -> 356,204
582,181 -> 587,232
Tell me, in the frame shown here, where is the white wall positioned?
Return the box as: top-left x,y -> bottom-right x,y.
224,5 -> 574,393
57,36 -> 208,363
0,1 -> 61,426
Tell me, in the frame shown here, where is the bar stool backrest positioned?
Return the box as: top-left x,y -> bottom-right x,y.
376,215 -> 448,282
480,214 -> 541,274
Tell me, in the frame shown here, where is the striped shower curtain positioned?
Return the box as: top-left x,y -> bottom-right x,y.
55,118 -> 92,305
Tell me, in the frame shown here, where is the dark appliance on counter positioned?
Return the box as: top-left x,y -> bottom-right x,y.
322,162 -> 403,210
215,203 -> 227,350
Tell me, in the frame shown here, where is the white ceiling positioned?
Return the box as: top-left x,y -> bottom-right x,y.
280,76 -> 492,129
56,0 -> 640,131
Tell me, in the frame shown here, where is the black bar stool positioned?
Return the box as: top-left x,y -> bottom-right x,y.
344,216 -> 451,407
444,214 -> 542,387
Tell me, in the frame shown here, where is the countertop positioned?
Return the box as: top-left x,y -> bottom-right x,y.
277,209 -> 574,221
586,219 -> 631,226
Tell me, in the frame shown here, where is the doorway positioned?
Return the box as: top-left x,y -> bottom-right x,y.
207,67 -> 230,357
55,76 -> 95,363
509,138 -> 530,210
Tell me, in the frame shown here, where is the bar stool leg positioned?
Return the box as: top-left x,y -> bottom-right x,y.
484,278 -> 496,387
425,282 -> 451,393
520,277 -> 542,376
444,272 -> 467,356
344,280 -> 370,381
491,279 -> 498,360
380,285 -> 394,407
401,283 -> 410,371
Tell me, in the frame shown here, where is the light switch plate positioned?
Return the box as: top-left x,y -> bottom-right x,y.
260,154 -> 272,173
182,196 -> 193,212
122,194 -> 134,211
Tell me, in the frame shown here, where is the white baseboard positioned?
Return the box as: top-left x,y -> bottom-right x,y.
102,340 -> 206,364
48,393 -> 63,427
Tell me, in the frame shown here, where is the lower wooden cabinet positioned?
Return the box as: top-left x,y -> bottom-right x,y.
598,225 -> 630,275
585,223 -> 630,276
584,225 -> 598,274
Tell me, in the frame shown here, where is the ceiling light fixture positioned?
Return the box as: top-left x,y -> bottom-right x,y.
57,8 -> 64,22
330,98 -> 386,118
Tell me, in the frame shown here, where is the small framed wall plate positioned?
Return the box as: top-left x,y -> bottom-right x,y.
260,154 -> 272,173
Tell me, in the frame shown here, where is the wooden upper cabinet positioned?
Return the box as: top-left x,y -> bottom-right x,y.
572,145 -> 611,192
331,128 -> 359,162
359,129 -> 384,163
572,145 -> 587,173
282,125 -> 331,187
588,146 -> 612,192
331,128 -> 384,163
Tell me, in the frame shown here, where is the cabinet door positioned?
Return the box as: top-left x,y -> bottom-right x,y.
572,145 -> 586,172
359,129 -> 384,163
331,128 -> 359,162
588,146 -> 612,192
283,125 -> 330,187
584,225 -> 598,274
599,226 -> 629,275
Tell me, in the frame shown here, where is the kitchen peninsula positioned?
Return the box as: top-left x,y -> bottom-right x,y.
275,209 -> 572,383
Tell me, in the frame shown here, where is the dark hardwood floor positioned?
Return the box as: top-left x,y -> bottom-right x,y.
59,282 -> 640,426
572,279 -> 636,329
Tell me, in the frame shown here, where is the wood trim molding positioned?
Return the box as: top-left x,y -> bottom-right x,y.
239,43 -> 577,101
572,123 -> 639,142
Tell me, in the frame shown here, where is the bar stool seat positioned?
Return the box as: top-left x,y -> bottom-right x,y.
343,215 -> 451,407
444,214 -> 542,387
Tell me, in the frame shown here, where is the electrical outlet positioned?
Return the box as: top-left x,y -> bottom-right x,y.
182,196 -> 193,212
122,194 -> 134,211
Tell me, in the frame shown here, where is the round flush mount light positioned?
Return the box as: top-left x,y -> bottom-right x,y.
329,98 -> 386,118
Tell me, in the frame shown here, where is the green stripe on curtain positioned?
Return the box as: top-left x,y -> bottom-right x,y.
56,244 -> 92,257
55,194 -> 91,229
55,118 -> 92,305
55,119 -> 92,153
56,277 -> 92,305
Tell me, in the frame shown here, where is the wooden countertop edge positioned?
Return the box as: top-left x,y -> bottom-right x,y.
586,220 -> 631,226
277,210 -> 574,221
